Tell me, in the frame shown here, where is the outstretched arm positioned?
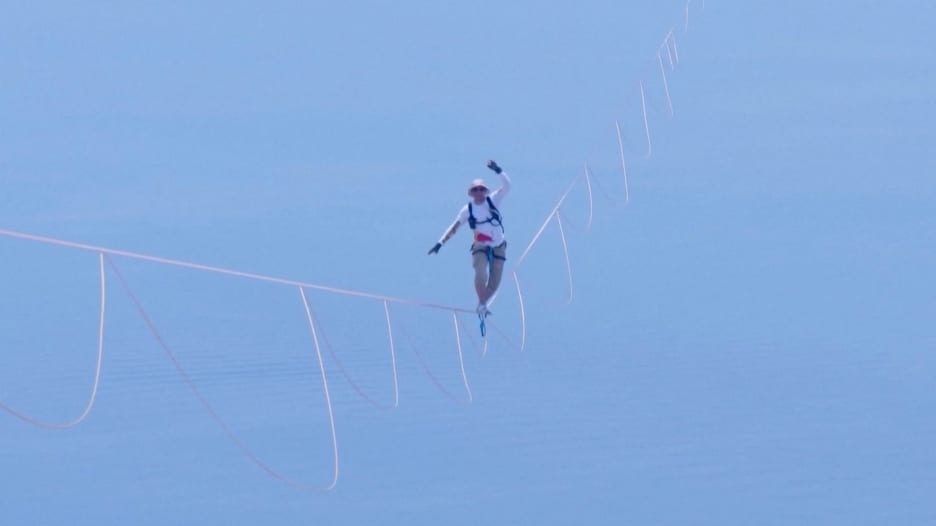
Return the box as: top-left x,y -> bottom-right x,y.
428,220 -> 461,255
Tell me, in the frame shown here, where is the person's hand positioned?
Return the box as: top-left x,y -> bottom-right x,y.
486,160 -> 502,174
428,242 -> 442,255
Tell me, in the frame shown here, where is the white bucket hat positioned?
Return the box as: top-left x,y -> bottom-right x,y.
467,178 -> 489,195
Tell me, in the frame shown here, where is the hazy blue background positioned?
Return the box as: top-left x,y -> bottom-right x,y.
2,1 -> 934,524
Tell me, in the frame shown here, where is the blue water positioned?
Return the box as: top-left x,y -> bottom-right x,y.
2,1 -> 935,524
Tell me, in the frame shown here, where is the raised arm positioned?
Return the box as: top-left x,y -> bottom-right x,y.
487,160 -> 511,205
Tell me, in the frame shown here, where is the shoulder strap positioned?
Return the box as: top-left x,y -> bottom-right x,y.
467,198 -> 502,230
486,196 -> 501,224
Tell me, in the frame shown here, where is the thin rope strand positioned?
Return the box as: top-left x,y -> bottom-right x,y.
662,30 -> 678,69
514,176 -> 581,267
307,302 -> 393,410
383,301 -> 400,408
639,80 -> 653,158
0,228 -> 470,314
614,121 -> 631,204
297,288 -> 340,490
107,255 -> 339,491
484,319 -> 522,352
0,253 -> 106,429
670,34 -> 680,64
583,163 -> 595,232
554,212 -> 575,305
512,271 -> 528,352
397,322 -> 464,404
452,313 -> 472,403
660,29 -> 674,51
658,52 -> 675,118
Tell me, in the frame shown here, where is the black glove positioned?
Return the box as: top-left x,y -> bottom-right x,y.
428,242 -> 442,255
486,160 -> 502,174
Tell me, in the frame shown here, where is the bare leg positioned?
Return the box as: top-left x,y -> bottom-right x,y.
472,250 -> 489,304
478,243 -> 507,306
481,258 -> 505,304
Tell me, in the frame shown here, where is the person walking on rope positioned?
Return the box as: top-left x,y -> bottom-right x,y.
428,160 -> 511,320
